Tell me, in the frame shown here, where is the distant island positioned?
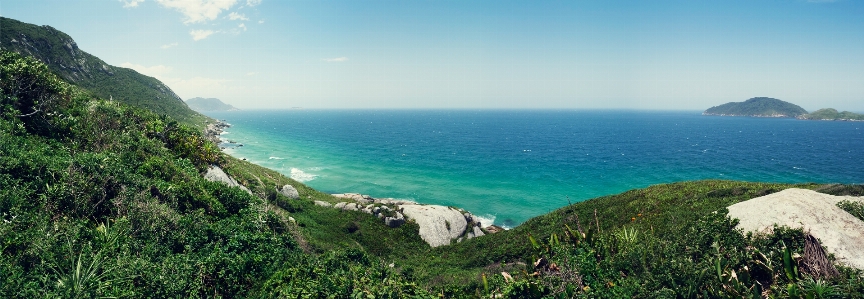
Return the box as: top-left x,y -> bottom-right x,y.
703,97 -> 808,118
798,108 -> 864,121
185,97 -> 239,112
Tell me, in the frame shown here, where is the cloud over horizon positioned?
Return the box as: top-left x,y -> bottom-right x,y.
323,57 -> 348,62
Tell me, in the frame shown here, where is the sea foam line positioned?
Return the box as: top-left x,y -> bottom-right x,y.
290,168 -> 318,182
473,214 -> 497,228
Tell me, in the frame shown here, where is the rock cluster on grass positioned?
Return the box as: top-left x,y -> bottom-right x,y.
330,193 -> 487,247
196,169 -> 493,248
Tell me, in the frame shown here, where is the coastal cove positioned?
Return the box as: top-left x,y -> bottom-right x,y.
207,109 -> 864,227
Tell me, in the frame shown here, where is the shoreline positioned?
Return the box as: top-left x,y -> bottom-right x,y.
205,110 -> 864,229
208,126 -> 505,247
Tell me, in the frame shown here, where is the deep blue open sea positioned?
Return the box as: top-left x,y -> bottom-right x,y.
206,110 -> 864,227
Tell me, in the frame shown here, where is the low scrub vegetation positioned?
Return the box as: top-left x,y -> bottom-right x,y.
2,50 -> 863,298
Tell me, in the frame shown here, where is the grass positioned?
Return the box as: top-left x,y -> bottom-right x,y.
4,48 -> 864,297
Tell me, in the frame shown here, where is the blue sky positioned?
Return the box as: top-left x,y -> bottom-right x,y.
2,0 -> 863,110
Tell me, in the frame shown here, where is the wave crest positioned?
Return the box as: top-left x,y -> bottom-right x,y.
290,168 -> 318,182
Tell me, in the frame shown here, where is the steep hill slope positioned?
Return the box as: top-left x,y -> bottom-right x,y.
0,17 -> 207,126
704,97 -> 808,117
0,50 -> 431,297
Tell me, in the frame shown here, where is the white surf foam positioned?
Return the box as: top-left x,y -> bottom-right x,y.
473,214 -> 496,228
290,168 -> 318,182
268,156 -> 285,160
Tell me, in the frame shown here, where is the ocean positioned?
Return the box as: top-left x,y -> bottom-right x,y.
205,110 -> 864,227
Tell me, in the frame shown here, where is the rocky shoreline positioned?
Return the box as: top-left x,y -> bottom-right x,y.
203,120 -> 230,145
203,125 -> 500,248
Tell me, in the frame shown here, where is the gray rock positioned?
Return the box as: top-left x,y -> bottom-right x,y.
203,166 -> 252,195
399,205 -> 468,247
473,226 -> 485,237
728,188 -> 864,270
279,185 -> 299,199
463,213 -> 473,223
314,201 -> 332,207
334,202 -> 347,209
343,203 -> 358,211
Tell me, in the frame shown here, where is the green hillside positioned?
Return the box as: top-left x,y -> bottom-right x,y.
0,50 -> 432,297
3,16 -> 864,297
704,97 -> 808,118
799,108 -> 864,121
0,17 -> 207,127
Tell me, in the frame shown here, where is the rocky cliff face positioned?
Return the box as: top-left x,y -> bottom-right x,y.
1,17 -> 199,124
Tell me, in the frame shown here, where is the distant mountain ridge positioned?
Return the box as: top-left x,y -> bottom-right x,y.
186,97 -> 239,112
703,97 -> 808,118
0,17 -> 206,126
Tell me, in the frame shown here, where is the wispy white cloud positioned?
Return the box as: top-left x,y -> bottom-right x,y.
247,0 -> 262,7
323,57 -> 349,62
160,42 -> 179,49
190,29 -> 216,41
238,23 -> 247,31
156,0 -> 238,24
120,63 -> 173,77
258,20 -> 265,24
228,12 -> 248,21
246,72 -> 258,76
119,0 -> 145,8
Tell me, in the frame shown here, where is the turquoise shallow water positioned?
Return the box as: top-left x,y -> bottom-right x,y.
206,110 -> 864,227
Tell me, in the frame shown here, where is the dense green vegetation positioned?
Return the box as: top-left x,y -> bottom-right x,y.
704,97 -> 808,117
186,97 -> 239,112
0,51 -> 430,298
0,17 -> 208,127
397,181 -> 864,298
3,41 -> 864,297
799,108 -> 864,121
